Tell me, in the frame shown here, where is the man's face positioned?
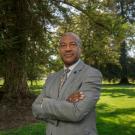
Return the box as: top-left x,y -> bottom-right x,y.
59,35 -> 81,67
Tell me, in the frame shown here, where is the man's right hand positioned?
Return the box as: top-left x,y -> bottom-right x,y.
66,91 -> 85,103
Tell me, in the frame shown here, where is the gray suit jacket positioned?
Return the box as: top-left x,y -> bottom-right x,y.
32,60 -> 102,135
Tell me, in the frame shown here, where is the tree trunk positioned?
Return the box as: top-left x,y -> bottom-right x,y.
2,51 -> 29,102
0,0 -> 31,103
119,77 -> 129,84
119,40 -> 129,84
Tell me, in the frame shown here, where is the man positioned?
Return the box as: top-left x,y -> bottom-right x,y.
32,32 -> 102,135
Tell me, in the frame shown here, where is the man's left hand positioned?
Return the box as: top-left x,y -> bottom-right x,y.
66,91 -> 85,103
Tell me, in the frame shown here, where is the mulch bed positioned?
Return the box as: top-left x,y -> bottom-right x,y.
0,97 -> 37,130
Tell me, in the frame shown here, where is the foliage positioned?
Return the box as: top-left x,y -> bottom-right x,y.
0,0 -> 69,99
0,0 -> 135,101
100,62 -> 121,82
60,0 -> 135,84
103,0 -> 135,83
0,0 -> 66,78
57,0 -> 135,81
127,57 -> 135,82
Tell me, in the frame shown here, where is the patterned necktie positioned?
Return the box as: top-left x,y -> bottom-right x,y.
60,68 -> 70,89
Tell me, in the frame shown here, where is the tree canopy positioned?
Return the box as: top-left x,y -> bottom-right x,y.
0,0 -> 135,102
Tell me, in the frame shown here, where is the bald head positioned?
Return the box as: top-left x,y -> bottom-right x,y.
60,32 -> 81,47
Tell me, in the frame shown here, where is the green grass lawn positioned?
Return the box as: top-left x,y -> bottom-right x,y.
0,84 -> 135,135
0,123 -> 45,135
97,85 -> 135,135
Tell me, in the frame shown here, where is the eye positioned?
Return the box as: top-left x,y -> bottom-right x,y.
60,43 -> 66,48
70,42 -> 77,47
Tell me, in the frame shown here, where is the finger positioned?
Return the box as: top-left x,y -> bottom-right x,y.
67,92 -> 85,102
70,97 -> 79,102
80,94 -> 85,98
79,95 -> 85,100
68,98 -> 78,103
79,91 -> 84,94
80,92 -> 85,95
75,99 -> 79,102
71,94 -> 84,100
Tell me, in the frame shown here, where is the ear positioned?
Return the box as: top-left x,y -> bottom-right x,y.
79,47 -> 82,54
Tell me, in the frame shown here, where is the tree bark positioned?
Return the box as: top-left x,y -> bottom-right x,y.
119,41 -> 129,84
1,0 -> 30,102
2,51 -> 29,102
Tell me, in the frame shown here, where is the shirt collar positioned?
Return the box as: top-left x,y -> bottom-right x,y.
64,59 -> 80,71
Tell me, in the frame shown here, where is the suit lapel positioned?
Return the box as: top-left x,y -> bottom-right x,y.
52,69 -> 64,99
59,60 -> 85,98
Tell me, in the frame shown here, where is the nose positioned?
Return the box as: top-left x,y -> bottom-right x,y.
65,44 -> 72,50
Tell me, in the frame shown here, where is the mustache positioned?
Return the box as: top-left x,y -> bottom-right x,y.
63,52 -> 73,55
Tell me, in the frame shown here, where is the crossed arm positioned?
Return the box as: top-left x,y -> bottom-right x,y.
32,91 -> 86,123
32,71 -> 102,123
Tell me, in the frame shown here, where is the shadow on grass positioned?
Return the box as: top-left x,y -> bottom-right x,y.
96,103 -> 135,135
101,85 -> 135,98
97,103 -> 135,116
97,118 -> 135,135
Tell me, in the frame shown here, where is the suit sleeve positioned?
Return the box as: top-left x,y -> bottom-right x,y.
32,75 -> 57,125
38,69 -> 102,122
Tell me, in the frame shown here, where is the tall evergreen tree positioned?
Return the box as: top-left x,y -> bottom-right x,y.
0,0 -> 68,102
117,0 -> 135,84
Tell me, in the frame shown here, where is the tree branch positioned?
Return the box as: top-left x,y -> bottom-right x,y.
53,0 -> 110,31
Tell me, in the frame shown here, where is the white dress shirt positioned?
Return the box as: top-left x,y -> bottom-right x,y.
64,59 -> 80,77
